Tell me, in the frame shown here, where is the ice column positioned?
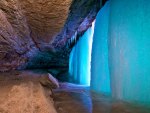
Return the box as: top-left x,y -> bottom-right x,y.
69,22 -> 95,86
91,1 -> 111,94
109,0 -> 150,103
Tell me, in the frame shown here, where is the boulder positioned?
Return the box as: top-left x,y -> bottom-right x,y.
40,73 -> 59,89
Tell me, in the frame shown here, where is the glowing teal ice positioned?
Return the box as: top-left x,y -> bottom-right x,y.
91,1 -> 111,94
109,0 -> 150,104
69,0 -> 150,104
69,22 -> 95,86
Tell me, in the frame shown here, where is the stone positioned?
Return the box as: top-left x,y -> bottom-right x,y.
40,73 -> 59,89
0,0 -> 101,71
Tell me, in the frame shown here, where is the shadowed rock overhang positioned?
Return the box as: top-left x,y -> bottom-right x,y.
0,0 -> 107,72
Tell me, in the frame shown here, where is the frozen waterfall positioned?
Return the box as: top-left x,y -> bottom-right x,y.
69,0 -> 150,104
69,21 -> 95,86
91,1 -> 110,94
109,0 -> 150,103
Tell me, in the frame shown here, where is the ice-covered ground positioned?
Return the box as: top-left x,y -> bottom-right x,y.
53,82 -> 150,113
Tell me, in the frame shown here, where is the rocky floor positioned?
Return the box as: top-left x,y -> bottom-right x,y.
53,83 -> 150,113
0,71 -> 57,113
0,70 -> 150,113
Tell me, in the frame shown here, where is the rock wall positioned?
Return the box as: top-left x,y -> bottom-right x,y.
0,0 -> 101,72
0,0 -> 71,71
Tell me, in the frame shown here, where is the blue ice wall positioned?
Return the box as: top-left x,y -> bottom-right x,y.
91,1 -> 110,94
109,0 -> 150,103
69,22 -> 95,86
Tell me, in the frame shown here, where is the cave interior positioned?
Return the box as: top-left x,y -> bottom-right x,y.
0,0 -> 150,113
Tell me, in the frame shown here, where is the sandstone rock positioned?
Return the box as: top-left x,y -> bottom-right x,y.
0,0 -> 101,71
0,0 -> 71,71
0,82 -> 57,113
40,73 -> 59,89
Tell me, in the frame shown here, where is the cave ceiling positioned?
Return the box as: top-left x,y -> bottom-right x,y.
0,0 -> 101,71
